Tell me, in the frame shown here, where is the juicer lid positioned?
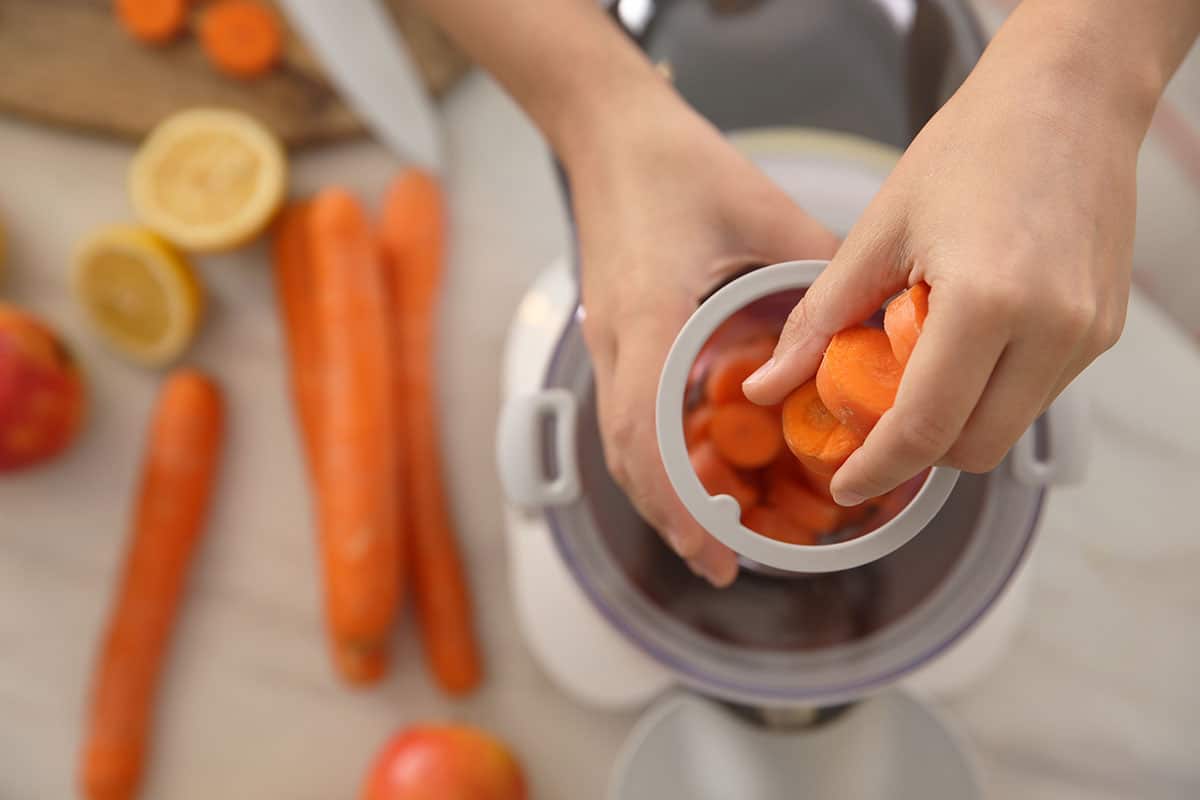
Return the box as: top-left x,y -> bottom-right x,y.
608,691 -> 980,800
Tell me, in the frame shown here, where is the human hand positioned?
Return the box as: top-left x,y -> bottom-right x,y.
565,92 -> 838,586
743,24 -> 1147,507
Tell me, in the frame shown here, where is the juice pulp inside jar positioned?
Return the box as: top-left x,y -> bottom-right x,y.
684,289 -> 927,546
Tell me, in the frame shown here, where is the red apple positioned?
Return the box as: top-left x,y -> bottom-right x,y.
361,724 -> 527,800
0,304 -> 85,472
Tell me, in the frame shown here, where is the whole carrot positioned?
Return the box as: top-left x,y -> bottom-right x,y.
272,201 -> 321,467
308,188 -> 401,685
379,169 -> 482,695
79,370 -> 224,800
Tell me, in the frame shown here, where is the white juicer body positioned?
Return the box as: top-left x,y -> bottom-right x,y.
497,130 -> 1086,711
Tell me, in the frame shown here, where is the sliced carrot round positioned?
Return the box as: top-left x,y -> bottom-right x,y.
883,282 -> 930,367
766,473 -> 843,534
781,380 -> 864,475
709,402 -> 783,469
704,340 -> 774,405
815,326 -> 902,438
684,405 -> 714,450
115,0 -> 188,45
742,506 -> 819,546
200,0 -> 283,79
689,441 -> 758,512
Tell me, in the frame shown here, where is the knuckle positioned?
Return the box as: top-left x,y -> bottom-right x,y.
1047,295 -> 1097,344
946,442 -> 1008,474
1091,308 -> 1125,353
894,410 -> 959,462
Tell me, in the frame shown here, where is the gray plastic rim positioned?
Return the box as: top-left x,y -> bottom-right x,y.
656,260 -> 960,573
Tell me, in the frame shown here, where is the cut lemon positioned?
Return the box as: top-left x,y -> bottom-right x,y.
73,225 -> 203,367
129,108 -> 287,252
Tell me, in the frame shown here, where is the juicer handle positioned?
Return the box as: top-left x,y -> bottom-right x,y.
497,389 -> 581,508
1010,381 -> 1090,487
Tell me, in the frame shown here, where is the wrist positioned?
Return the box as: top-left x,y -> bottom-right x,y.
982,0 -> 1173,143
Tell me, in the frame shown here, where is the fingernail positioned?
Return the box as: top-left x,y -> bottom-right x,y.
832,490 -> 866,508
743,357 -> 775,387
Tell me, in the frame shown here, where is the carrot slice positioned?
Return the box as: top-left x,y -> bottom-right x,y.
79,370 -> 223,800
690,440 -> 759,512
742,506 -> 819,546
379,169 -> 483,696
709,402 -> 783,469
884,282 -> 930,367
199,0 -> 283,79
767,473 -> 843,534
684,405 -> 714,449
781,380 -> 865,475
704,340 -> 774,405
115,0 -> 188,45
815,326 -> 902,438
308,188 -> 400,685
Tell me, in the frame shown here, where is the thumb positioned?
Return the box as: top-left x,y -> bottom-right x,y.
742,207 -> 908,405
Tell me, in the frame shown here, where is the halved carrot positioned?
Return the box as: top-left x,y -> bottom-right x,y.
815,326 -> 902,438
742,506 -> 819,546
199,0 -> 283,79
708,402 -> 783,469
79,370 -> 223,800
781,380 -> 864,475
767,473 -> 843,534
704,340 -> 774,405
884,282 -> 930,367
379,169 -> 482,696
689,440 -> 759,513
308,188 -> 400,685
684,405 -> 714,450
115,0 -> 188,45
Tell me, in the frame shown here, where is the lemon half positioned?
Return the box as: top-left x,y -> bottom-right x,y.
73,225 -> 203,367
129,108 -> 287,252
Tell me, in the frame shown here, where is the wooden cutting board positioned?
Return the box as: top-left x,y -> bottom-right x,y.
0,0 -> 470,147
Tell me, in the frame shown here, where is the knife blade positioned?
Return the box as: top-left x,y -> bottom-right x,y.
277,0 -> 443,171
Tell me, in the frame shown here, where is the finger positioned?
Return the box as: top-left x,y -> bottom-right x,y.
943,334 -> 1073,472
688,535 -> 739,588
742,204 -> 908,405
830,283 -> 1009,505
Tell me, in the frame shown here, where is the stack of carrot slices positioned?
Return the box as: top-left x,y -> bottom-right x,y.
686,282 -> 931,547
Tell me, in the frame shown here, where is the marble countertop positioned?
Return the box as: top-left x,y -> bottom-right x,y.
1,73 -> 1198,799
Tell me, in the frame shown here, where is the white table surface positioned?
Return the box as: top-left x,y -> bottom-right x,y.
1,72 -> 1198,800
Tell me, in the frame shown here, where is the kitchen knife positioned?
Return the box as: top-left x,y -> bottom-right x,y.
276,0 -> 443,171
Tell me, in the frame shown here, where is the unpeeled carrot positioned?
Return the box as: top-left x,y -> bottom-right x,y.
115,0 -> 188,45
705,339 -> 774,405
199,0 -> 283,79
689,440 -> 759,513
708,402 -> 783,469
308,188 -> 401,685
781,380 -> 863,475
766,472 -> 843,533
815,326 -> 902,438
684,405 -> 714,449
742,506 -> 818,546
883,282 -> 930,367
79,370 -> 223,800
379,169 -> 482,696
272,202 -> 320,466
